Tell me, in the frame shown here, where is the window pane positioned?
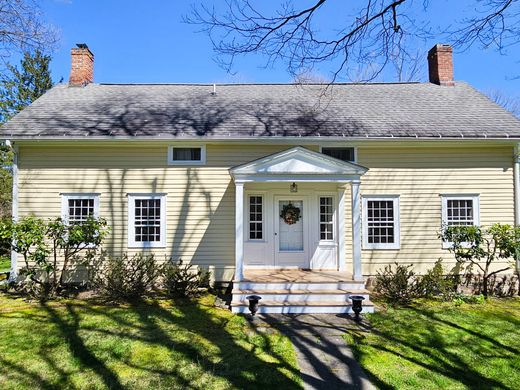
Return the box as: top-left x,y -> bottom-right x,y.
249,196 -> 263,240
319,197 -> 334,240
134,199 -> 162,242
366,200 -> 395,244
446,199 -> 474,226
172,147 -> 202,161
68,198 -> 95,224
322,147 -> 355,162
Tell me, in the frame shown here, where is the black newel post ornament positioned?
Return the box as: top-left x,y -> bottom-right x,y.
246,295 -> 262,316
349,295 -> 365,321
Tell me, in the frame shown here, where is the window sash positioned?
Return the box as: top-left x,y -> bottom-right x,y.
171,147 -> 201,161
168,145 -> 206,165
248,195 -> 263,240
319,196 -> 334,240
363,196 -> 400,249
61,194 -> 100,225
128,194 -> 166,248
321,147 -> 355,162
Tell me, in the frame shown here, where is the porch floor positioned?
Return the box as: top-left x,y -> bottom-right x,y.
242,269 -> 358,283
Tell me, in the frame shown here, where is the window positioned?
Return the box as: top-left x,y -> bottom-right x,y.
441,195 -> 480,227
319,196 -> 334,240
362,196 -> 400,249
61,193 -> 100,224
321,147 -> 355,162
128,194 -> 166,248
168,145 -> 206,165
248,195 -> 263,240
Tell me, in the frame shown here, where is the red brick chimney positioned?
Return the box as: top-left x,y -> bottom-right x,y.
427,44 -> 454,86
69,43 -> 94,86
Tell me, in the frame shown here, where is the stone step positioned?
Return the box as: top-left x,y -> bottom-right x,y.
231,289 -> 370,303
231,300 -> 375,314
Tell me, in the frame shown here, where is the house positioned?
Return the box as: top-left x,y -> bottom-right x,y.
2,44 -> 520,313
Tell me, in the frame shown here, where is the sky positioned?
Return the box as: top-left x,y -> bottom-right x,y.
39,0 -> 520,99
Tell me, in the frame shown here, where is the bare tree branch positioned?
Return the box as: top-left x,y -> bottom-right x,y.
187,0 -> 520,82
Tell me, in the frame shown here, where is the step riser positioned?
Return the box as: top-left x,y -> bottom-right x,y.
232,293 -> 370,303
236,282 -> 364,290
231,305 -> 375,314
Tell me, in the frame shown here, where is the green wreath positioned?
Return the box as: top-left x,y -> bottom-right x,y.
280,203 -> 301,225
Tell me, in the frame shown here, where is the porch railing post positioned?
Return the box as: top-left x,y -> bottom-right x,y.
351,180 -> 363,281
235,181 -> 244,281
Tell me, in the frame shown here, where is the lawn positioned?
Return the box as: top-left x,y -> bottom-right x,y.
0,256 -> 9,272
344,298 -> 520,389
0,294 -> 301,389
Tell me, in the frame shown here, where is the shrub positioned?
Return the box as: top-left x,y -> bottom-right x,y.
0,216 -> 108,299
374,263 -> 420,304
94,253 -> 161,302
439,223 -> 520,297
417,259 -> 459,300
452,293 -> 485,306
162,259 -> 210,297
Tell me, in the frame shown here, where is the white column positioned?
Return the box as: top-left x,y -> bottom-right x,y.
9,142 -> 18,282
351,180 -> 363,281
337,186 -> 346,272
514,144 -> 520,273
235,181 -> 244,281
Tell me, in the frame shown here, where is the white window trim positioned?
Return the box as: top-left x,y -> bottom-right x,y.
441,194 -> 480,249
61,193 -> 100,224
247,194 -> 265,242
318,194 -> 336,243
319,145 -> 358,163
127,193 -> 167,248
167,144 -> 206,165
362,195 -> 400,250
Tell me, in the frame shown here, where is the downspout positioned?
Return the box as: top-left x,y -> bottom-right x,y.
7,141 -> 18,281
514,143 -> 520,281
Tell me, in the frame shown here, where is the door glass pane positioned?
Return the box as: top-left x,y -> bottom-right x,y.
279,200 -> 303,251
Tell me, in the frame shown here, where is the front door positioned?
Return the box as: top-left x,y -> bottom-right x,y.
274,197 -> 309,268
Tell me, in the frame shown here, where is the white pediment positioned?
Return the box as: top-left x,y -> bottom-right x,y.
230,147 -> 368,181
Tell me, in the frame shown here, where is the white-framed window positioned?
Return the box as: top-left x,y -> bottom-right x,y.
362,195 -> 400,249
441,194 -> 480,227
441,194 -> 480,248
128,193 -> 166,248
319,146 -> 356,162
319,196 -> 334,241
248,195 -> 263,240
61,193 -> 100,224
168,145 -> 206,165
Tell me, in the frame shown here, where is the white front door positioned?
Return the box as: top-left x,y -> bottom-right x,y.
274,197 -> 309,268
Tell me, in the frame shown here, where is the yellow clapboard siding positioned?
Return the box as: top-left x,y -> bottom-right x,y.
16,142 -> 516,279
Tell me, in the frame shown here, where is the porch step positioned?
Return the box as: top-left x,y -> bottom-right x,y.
231,299 -> 375,314
232,289 -> 370,303
234,281 -> 365,291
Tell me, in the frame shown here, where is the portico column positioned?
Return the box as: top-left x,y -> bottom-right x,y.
351,180 -> 363,281
235,181 -> 245,281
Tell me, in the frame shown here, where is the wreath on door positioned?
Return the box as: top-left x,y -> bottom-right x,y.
280,203 -> 301,225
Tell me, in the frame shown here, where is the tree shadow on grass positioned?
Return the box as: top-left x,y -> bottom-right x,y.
0,296 -> 301,389
346,304 -> 517,389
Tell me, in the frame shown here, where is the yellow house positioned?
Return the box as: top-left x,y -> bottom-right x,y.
2,44 -> 519,313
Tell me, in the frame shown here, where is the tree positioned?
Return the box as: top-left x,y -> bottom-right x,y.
440,223 -> 520,297
0,50 -> 53,122
0,0 -> 57,66
188,0 -> 520,82
487,89 -> 520,118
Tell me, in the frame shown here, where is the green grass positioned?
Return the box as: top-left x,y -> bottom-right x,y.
0,294 -> 301,389
0,256 -> 9,272
344,298 -> 520,389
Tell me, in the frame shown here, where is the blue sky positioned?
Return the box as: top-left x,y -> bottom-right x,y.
41,0 -> 519,98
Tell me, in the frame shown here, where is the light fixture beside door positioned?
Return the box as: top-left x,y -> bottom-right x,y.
290,182 -> 298,193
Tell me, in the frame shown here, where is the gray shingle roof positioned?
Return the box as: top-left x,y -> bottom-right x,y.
1,82 -> 520,139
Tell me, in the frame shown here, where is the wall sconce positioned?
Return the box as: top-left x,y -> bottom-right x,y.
290,182 -> 298,193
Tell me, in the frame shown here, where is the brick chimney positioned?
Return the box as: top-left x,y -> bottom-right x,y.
69,43 -> 94,86
427,44 -> 454,86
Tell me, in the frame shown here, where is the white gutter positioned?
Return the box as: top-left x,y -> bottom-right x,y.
7,141 -> 18,281
515,143 -> 520,276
